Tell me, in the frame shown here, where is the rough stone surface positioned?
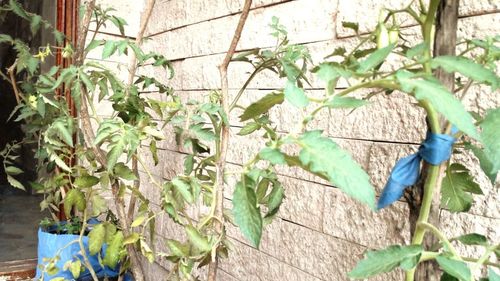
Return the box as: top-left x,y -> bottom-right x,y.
93,0 -> 500,280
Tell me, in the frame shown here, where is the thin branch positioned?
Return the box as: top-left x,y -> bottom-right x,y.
207,1 -> 253,281
73,1 -> 145,280
126,0 -> 156,231
6,60 -> 25,104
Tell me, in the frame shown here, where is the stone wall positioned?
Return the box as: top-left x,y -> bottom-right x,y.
94,0 -> 500,280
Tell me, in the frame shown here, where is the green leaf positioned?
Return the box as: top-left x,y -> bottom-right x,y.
131,214 -> 147,227
240,92 -> 284,121
166,240 -> 190,257
396,71 -> 479,140
9,0 -> 29,19
238,122 -> 261,136
481,108 -> 500,175
106,140 -> 124,172
441,272 -> 459,281
441,163 -> 482,213
64,189 -> 85,217
284,81 -> 309,108
325,96 -> 368,109
436,256 -> 471,281
104,231 -> 124,268
123,233 -> 140,245
185,226 -> 212,252
172,177 -> 194,203
342,21 -> 359,33
258,147 -> 286,165
91,194 -> 107,216
266,183 -> 284,216
7,175 -> 25,190
455,233 -> 488,246
467,144 -> 497,184
489,268 -> 500,281
5,166 -> 23,175
349,245 -> 423,279
68,260 -> 81,279
232,181 -> 263,248
88,223 -> 106,255
74,175 -> 100,188
102,40 -> 117,59
298,131 -> 376,209
357,44 -> 394,73
190,124 -> 216,142
431,56 -> 499,90
30,14 -> 42,34
113,163 -> 137,180
184,155 -> 194,174
315,62 -> 352,82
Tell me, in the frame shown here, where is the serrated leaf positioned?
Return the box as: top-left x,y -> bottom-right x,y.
113,163 -> 136,180
325,96 -> 368,109
298,131 -> 376,209
315,62 -> 352,82
9,0 -> 29,19
232,181 -> 263,247
240,92 -> 284,121
104,231 -> 124,268
88,223 -> 106,255
259,147 -> 286,165
172,177 -> 194,203
91,194 -> 107,216
102,40 -> 117,59
481,108 -> 500,175
185,226 -> 211,252
357,44 -> 394,73
467,144 -> 497,184
455,233 -> 488,246
349,245 -> 423,279
266,183 -> 284,216
431,56 -> 499,90
396,71 -> 479,140
284,81 -> 309,108
441,163 -> 482,212
74,175 -> 100,188
64,189 -> 85,217
166,240 -> 190,257
190,124 -> 216,142
106,140 -> 124,172
436,256 -> 471,281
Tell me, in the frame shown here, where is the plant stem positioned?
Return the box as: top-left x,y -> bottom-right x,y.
126,0 -> 156,232
417,222 -> 460,258
207,1 -> 253,280
406,1 -> 443,280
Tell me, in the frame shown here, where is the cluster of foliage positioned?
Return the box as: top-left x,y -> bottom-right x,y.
0,0 -> 498,280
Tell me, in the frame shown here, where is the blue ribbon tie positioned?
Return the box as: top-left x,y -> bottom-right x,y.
377,132 -> 456,209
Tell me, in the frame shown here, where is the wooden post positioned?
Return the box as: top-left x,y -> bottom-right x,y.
411,1 -> 459,280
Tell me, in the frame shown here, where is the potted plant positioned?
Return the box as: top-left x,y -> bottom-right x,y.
0,1 -> 168,280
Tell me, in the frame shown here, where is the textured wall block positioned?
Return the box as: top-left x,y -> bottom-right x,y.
323,186 -> 410,248
148,0 -> 337,60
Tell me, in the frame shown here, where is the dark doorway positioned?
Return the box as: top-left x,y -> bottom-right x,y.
0,0 -> 56,263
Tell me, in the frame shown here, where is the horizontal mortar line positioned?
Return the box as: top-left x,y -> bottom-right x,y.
148,31 -> 335,62
146,0 -> 298,38
336,10 -> 500,40
88,29 -> 137,40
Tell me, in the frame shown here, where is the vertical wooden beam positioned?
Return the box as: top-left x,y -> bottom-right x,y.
413,1 -> 459,280
55,0 -> 78,221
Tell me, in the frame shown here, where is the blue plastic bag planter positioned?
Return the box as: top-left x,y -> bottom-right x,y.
35,221 -> 131,281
